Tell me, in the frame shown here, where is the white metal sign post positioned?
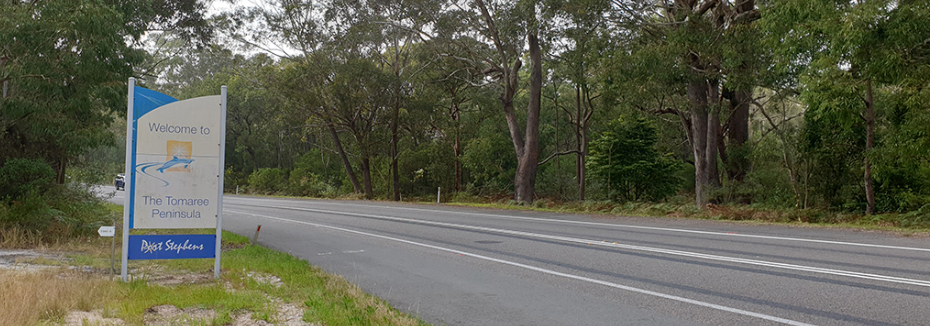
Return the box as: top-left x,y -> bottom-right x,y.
121,78 -> 227,281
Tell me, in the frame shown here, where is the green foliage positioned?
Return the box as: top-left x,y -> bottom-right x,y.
0,1 -> 142,176
0,159 -> 56,200
462,124 -> 517,195
762,0 -> 930,213
398,141 -> 455,197
587,117 -> 681,202
0,184 -> 112,242
289,151 -> 338,197
0,190 -> 61,232
247,168 -> 288,195
27,0 -> 928,221
0,0 -> 212,242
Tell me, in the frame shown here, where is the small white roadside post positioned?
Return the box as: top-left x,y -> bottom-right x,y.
98,225 -> 116,274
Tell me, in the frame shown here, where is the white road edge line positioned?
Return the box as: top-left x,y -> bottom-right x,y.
229,197 -> 930,253
241,204 -> 930,288
225,209 -> 818,326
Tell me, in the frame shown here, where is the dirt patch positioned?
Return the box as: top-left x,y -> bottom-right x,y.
0,249 -> 65,271
143,304 -> 217,325
64,310 -> 125,326
229,305 -> 312,326
248,271 -> 284,287
62,301 -> 314,326
148,271 -> 216,286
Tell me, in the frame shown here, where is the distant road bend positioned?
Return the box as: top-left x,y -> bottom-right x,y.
108,190 -> 930,325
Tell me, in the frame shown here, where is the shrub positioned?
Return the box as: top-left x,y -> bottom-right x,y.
0,183 -> 111,244
0,189 -> 59,232
0,158 -> 56,200
247,168 -> 288,194
587,117 -> 681,202
288,169 -> 332,197
897,204 -> 930,227
462,130 -> 516,196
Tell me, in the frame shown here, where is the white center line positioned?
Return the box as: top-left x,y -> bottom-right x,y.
225,209 -> 819,326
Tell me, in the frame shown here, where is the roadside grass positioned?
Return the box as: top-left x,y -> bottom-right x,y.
0,204 -> 429,326
0,268 -> 118,326
224,243 -> 427,326
441,195 -> 930,234
0,227 -> 44,248
230,191 -> 930,234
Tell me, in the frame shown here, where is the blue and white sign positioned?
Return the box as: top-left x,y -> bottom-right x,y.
121,78 -> 227,281
128,234 -> 216,260
128,88 -> 223,229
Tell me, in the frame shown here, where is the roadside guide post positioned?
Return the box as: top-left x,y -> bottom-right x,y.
98,224 -> 116,274
121,78 -> 227,281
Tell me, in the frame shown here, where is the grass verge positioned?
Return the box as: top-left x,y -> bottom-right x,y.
228,191 -> 930,234
1,204 -> 428,326
441,195 -> 930,235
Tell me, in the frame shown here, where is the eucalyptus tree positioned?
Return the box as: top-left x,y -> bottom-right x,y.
543,0 -> 614,200
243,0 -> 368,194
338,0 -> 444,201
411,41 -> 493,192
273,53 -> 396,199
167,51 -> 286,182
428,0 -> 547,203
607,0 -> 763,207
1,0 -> 211,185
761,0 -> 930,214
327,58 -> 395,198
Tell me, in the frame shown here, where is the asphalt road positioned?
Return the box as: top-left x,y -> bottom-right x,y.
104,189 -> 930,326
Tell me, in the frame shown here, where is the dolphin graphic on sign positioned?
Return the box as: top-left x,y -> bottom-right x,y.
157,156 -> 195,173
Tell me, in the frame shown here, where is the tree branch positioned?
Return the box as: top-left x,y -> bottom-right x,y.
695,0 -> 720,16
636,105 -> 682,116
538,150 -> 581,166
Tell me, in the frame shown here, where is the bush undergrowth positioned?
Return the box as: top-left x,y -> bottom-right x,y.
446,194 -> 930,231
0,183 -> 113,248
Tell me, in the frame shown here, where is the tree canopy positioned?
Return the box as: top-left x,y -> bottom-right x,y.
5,0 -> 930,222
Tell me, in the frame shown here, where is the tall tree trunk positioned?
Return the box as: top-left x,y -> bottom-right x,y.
864,79 -> 876,215
725,88 -> 751,182
575,86 -> 586,201
689,80 -> 710,207
514,33 -> 543,204
246,147 -> 258,175
328,123 -> 362,194
360,154 -> 373,199
454,118 -> 462,192
474,0 -> 541,204
391,100 -> 400,201
723,0 -> 755,183
707,80 -> 721,188
55,156 -> 67,184
578,130 -> 587,201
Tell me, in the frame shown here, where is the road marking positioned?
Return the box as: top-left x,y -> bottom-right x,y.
233,203 -> 930,288
228,197 -> 930,253
225,209 -> 818,326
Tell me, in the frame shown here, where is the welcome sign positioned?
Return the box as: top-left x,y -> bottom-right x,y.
121,78 -> 226,281
130,92 -> 222,229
